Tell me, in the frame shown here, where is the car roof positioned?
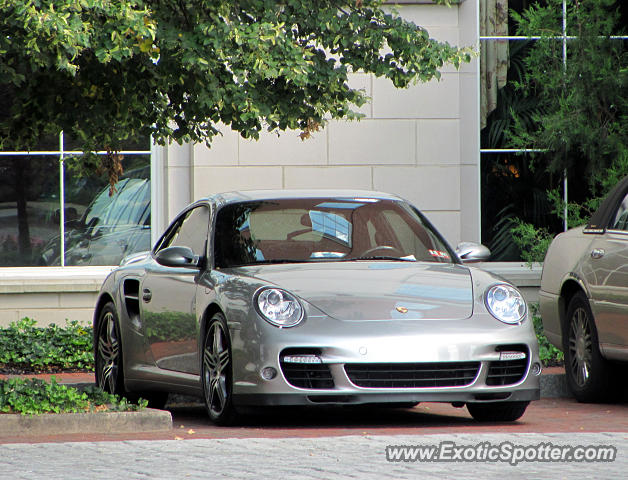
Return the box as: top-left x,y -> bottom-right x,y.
205,189 -> 405,206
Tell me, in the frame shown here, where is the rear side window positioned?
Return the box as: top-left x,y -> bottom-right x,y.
610,194 -> 628,231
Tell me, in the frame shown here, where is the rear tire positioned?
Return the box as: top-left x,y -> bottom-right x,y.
95,303 -> 126,396
467,401 -> 529,422
563,292 -> 614,402
201,312 -> 237,425
95,303 -> 168,409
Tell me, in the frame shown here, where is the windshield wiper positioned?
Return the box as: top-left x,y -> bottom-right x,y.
342,256 -> 416,262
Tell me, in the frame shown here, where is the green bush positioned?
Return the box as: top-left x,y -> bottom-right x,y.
531,305 -> 564,367
0,377 -> 147,415
0,318 -> 94,373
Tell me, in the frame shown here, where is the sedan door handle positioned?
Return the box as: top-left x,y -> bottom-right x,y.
142,288 -> 152,302
590,248 -> 605,259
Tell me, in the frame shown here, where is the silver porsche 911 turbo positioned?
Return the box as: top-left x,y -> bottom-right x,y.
94,190 -> 541,424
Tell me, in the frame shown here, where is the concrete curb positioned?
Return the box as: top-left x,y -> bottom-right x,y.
539,371 -> 570,398
0,369 -> 570,438
0,379 -> 173,438
0,409 -> 172,437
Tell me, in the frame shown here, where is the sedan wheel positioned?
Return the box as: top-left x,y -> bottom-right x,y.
202,313 -> 236,425
564,292 -> 613,402
95,303 -> 124,395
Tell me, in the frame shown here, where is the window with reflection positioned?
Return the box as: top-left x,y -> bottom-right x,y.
0,136 -> 151,267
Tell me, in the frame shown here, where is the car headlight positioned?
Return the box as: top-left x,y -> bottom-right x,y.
485,284 -> 526,324
255,288 -> 304,328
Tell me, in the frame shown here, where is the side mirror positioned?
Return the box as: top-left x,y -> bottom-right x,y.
155,246 -> 200,269
455,242 -> 491,263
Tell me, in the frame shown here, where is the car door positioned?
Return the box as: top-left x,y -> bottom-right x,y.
141,205 -> 210,374
584,191 -> 628,350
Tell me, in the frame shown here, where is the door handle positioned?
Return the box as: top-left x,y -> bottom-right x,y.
590,248 -> 605,259
142,288 -> 152,302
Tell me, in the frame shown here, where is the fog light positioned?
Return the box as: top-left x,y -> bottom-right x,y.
499,351 -> 527,361
531,362 -> 542,376
261,367 -> 277,380
282,354 -> 322,364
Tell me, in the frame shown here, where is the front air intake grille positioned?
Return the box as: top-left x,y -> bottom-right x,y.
344,362 -> 480,388
280,350 -> 334,389
486,358 -> 528,385
123,279 -> 140,318
486,345 -> 529,386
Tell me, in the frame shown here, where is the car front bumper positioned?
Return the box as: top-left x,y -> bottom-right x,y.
229,314 -> 542,407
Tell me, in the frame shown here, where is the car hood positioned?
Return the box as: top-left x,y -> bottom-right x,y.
237,262 -> 474,321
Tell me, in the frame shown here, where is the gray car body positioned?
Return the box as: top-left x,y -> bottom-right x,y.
95,190 -> 540,407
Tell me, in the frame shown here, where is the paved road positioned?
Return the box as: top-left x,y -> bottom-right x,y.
3,396 -> 625,444
1,432 -> 626,479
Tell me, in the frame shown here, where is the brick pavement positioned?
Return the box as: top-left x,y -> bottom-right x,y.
0,432 -> 626,479
2,368 -> 626,479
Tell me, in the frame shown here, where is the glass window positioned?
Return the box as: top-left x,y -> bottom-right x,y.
0,156 -> 60,266
170,206 -> 210,256
213,198 -> 454,268
0,135 -> 151,267
309,210 -> 352,247
479,0 -> 627,260
611,195 -> 628,232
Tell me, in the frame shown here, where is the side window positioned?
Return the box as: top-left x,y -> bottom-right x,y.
611,194 -> 628,231
156,206 -> 210,255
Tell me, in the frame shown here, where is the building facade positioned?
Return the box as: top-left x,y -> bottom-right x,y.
0,1 -> 542,327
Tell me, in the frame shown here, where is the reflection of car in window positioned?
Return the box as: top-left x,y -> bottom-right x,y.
38,175 -> 151,266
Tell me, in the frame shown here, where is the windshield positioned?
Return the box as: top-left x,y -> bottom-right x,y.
214,197 -> 455,268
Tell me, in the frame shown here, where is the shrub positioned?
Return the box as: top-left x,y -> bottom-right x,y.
531,304 -> 563,367
0,377 -> 147,415
0,318 -> 93,373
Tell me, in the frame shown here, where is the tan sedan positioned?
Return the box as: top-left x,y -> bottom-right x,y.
540,177 -> 628,402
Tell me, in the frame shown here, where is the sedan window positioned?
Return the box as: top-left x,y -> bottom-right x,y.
610,194 -> 628,231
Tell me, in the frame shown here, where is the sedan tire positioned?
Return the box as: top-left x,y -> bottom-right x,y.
564,291 -> 614,402
467,401 -> 529,422
202,312 -> 237,425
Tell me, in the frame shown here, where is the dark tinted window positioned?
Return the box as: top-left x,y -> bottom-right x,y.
610,193 -> 628,231
214,198 -> 454,268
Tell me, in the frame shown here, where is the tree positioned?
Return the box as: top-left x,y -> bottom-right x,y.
482,0 -> 627,262
509,0 -> 627,194
1,0 -> 470,181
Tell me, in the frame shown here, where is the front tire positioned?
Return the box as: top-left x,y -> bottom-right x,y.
202,312 -> 236,425
564,291 -> 613,402
467,401 -> 529,422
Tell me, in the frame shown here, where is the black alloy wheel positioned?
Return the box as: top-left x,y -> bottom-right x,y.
95,303 -> 124,395
202,312 -> 236,425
